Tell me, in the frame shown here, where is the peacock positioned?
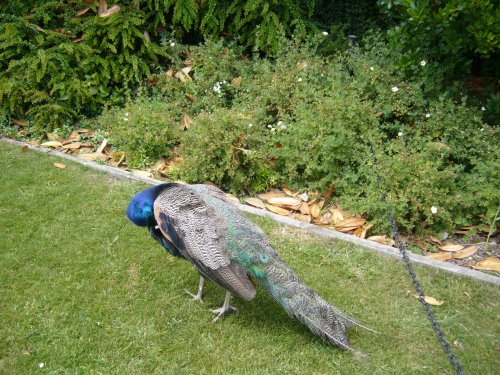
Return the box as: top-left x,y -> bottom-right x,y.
126,183 -> 365,350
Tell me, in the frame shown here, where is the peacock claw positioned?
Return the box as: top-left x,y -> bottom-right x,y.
211,291 -> 237,323
211,305 -> 238,323
184,289 -> 204,304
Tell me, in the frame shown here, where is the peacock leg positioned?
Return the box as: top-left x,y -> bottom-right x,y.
211,291 -> 238,322
185,275 -> 204,304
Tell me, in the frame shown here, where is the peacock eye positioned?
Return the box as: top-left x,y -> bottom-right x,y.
259,253 -> 269,264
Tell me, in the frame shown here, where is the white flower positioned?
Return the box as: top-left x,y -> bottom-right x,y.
480,128 -> 484,131
170,42 -> 175,47
297,77 -> 303,82
39,363 -> 45,368
322,31 -> 329,36
398,131 -> 403,137
391,86 -> 399,92
420,60 -> 427,66
124,112 -> 129,117
370,67 -> 374,71
431,206 -> 438,214
212,82 -> 221,94
425,113 -> 431,118
248,123 -> 253,128
481,106 -> 486,111
267,124 -> 272,128
270,127 -> 276,132
123,117 -> 129,122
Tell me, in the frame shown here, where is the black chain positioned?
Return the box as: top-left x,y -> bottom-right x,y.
374,152 -> 464,375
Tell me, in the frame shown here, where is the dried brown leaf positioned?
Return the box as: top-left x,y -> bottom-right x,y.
299,202 -> 310,215
95,138 -> 108,154
244,197 -> 266,209
53,162 -> 66,169
414,295 -> 444,306
231,76 -> 242,86
472,257 -> 500,272
452,245 -> 479,259
292,213 -> 312,223
224,194 -> 240,204
265,204 -> 290,216
20,146 -> 29,153
181,114 -> 191,130
41,141 -> 63,148
185,93 -> 196,102
62,142 -> 82,150
438,244 -> 464,252
310,203 -> 321,218
258,192 -> 289,201
267,196 -> 302,209
335,217 -> 366,228
426,252 -> 453,261
76,7 -> 90,17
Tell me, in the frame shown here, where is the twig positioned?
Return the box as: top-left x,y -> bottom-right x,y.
484,206 -> 500,253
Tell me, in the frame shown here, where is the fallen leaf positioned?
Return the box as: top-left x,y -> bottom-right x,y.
310,203 -> 321,218
472,257 -> 500,272
258,192 -> 289,201
358,224 -> 373,239
282,187 -> 295,197
329,209 -> 344,224
53,162 -> 66,169
181,66 -> 192,75
181,114 -> 191,130
452,245 -> 479,259
336,226 -> 358,233
244,197 -> 266,209
99,5 -> 120,17
20,146 -> 29,153
131,170 -> 152,178
299,202 -> 310,215
166,69 -> 174,77
76,7 -> 90,17
185,93 -> 196,102
41,141 -> 63,148
427,236 -> 442,245
265,204 -> 290,216
231,76 -> 242,86
95,138 -> 109,154
426,252 -> 453,261
438,244 -> 464,252
224,194 -> 240,204
267,196 -> 302,209
295,214 -> 312,223
62,142 -> 82,149
368,235 -> 391,245
414,295 -> 444,306
336,217 -> 366,228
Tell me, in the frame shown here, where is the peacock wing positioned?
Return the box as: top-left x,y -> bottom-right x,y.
154,183 -> 256,301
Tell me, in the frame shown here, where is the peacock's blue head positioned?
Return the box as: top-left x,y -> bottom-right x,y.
126,185 -> 164,227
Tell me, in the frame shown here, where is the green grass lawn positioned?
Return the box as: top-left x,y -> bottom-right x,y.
0,142 -> 498,374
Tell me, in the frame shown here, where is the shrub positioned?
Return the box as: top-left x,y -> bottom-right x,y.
167,38 -> 498,234
172,109 -> 277,194
377,0 -> 499,80
95,98 -> 181,167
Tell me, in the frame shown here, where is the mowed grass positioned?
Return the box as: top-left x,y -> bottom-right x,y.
0,142 -> 498,374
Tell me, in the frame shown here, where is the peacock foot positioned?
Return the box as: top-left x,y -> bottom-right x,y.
184,289 -> 204,303
185,275 -> 204,304
211,291 -> 237,323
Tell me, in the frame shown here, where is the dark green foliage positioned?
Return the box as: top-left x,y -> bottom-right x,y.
378,0 -> 500,81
